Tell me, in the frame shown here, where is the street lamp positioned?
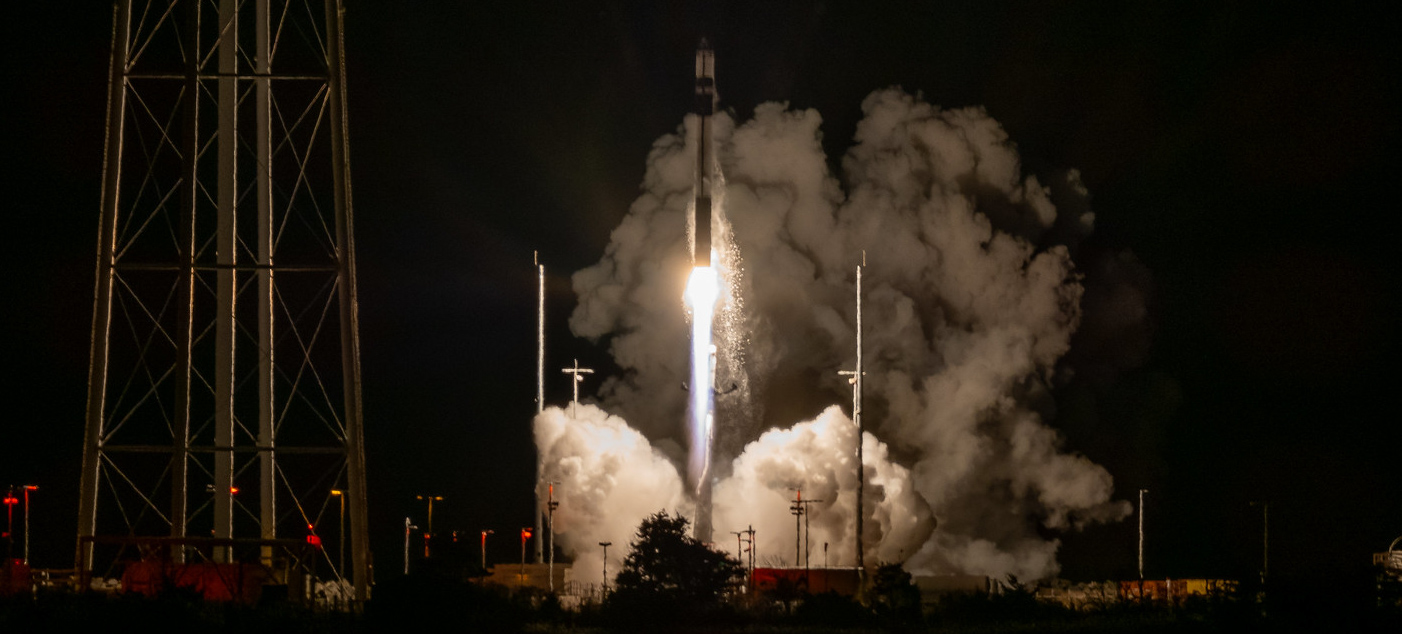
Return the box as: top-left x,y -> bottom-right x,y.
330,489 -> 345,579
481,530 -> 494,571
599,541 -> 613,596
416,495 -> 443,558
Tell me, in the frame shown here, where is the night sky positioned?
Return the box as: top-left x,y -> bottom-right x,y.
3,1 -> 1398,586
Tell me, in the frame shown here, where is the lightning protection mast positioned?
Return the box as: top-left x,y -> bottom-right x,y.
78,0 -> 371,604
534,252 -> 544,564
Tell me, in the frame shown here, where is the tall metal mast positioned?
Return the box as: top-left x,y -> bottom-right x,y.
78,0 -> 371,603
840,256 -> 865,580
534,253 -> 545,564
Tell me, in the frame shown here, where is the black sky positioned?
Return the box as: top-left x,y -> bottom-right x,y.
2,0 -> 1398,585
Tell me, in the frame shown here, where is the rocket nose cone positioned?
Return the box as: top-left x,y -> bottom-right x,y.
698,37 -> 711,51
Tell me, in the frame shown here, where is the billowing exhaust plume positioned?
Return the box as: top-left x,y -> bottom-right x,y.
534,404 -> 690,587
713,406 -> 933,567
569,88 -> 1140,580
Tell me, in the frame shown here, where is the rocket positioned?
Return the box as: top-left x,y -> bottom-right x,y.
693,39 -> 717,267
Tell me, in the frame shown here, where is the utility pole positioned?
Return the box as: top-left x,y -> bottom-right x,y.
745,525 -> 757,582
535,252 -> 545,564
562,359 -> 594,415
403,517 -> 418,575
599,541 -> 613,595
481,529 -> 494,570
788,488 -> 804,567
547,481 -> 561,591
730,530 -> 746,563
1250,501 -> 1269,585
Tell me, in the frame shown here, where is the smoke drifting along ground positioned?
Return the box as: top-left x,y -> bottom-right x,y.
567,88 -> 1136,581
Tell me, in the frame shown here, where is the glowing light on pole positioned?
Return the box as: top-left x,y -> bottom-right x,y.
416,495 -> 442,558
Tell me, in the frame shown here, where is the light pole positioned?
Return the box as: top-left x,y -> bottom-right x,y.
1138,489 -> 1148,583
481,529 -> 494,571
1250,502 -> 1273,586
730,530 -> 745,563
403,517 -> 419,575
416,495 -> 443,558
520,527 -> 533,581
599,541 -> 612,596
331,489 -> 345,578
546,481 -> 560,591
562,359 -> 594,416
20,486 -> 37,566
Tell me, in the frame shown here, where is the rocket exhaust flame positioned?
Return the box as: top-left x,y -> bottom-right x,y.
684,265 -> 719,498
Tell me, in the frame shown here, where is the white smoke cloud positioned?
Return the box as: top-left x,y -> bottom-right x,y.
713,406 -> 934,568
568,88 -> 1136,582
534,404 -> 690,586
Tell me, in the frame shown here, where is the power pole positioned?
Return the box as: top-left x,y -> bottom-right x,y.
78,0 -> 371,603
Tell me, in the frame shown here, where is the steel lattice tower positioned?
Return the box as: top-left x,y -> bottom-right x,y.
78,0 -> 370,602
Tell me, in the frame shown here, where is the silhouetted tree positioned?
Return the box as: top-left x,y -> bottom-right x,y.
870,562 -> 922,623
607,511 -> 743,620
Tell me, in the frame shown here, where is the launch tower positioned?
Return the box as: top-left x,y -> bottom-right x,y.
77,0 -> 371,603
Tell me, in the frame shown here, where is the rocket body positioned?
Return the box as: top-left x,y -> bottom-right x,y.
688,39 -> 718,544
693,40 -> 716,267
